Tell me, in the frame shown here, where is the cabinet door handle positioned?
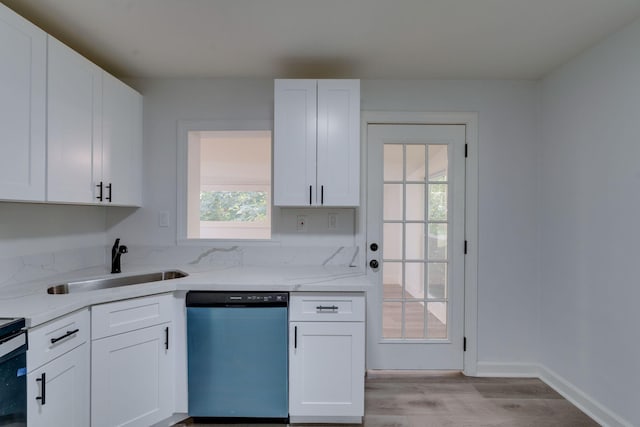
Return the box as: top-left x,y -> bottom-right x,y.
106,183 -> 112,202
316,305 -> 339,312
321,185 -> 324,205
309,185 -> 312,205
50,329 -> 79,344
96,181 -> 103,201
36,373 -> 46,405
164,326 -> 169,350
294,326 -> 297,349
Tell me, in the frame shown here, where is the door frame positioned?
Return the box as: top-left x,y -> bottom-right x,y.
358,111 -> 478,376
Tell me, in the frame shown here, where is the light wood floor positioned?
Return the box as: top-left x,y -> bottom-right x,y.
173,372 -> 599,427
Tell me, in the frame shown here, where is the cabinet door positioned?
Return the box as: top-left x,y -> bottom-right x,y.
47,36 -> 102,204
316,80 -> 360,206
91,323 -> 173,427
289,321 -> 365,420
102,72 -> 143,206
273,79 -> 317,206
0,4 -> 46,201
27,343 -> 90,427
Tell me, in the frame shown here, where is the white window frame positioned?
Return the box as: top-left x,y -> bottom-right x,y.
177,119 -> 280,245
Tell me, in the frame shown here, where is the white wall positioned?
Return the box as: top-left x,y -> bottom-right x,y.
362,80 -> 540,367
108,78 -> 540,367
0,202 -> 107,257
539,18 -> 640,427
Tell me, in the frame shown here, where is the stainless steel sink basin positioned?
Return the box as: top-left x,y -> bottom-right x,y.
47,270 -> 188,294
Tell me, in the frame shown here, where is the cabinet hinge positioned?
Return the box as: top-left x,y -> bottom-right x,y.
463,337 -> 467,352
465,143 -> 468,158
464,240 -> 468,254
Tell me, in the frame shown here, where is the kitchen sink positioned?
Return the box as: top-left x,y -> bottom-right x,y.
47,270 -> 188,294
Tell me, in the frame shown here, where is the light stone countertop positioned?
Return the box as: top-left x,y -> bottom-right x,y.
0,264 -> 372,328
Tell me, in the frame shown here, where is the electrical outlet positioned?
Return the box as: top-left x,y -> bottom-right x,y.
328,213 -> 337,229
296,215 -> 307,232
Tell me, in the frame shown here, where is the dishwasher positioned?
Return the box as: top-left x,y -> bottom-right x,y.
186,291 -> 288,422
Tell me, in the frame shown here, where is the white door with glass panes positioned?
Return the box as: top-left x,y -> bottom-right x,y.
366,124 -> 466,369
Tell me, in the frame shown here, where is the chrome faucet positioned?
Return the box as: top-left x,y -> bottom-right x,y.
111,238 -> 128,274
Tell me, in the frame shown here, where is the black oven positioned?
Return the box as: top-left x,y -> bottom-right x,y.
0,318 -> 27,427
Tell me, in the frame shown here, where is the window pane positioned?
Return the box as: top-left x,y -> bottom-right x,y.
427,263 -> 447,299
187,130 -> 271,240
383,223 -> 403,260
405,184 -> 425,221
384,184 -> 403,220
427,302 -> 447,339
406,145 -> 425,181
405,223 -> 424,260
404,262 -> 424,299
384,145 -> 403,181
428,184 -> 448,221
428,145 -> 448,181
200,191 -> 267,221
428,223 -> 447,260
405,302 -> 425,339
383,302 -> 402,338
383,262 -> 403,300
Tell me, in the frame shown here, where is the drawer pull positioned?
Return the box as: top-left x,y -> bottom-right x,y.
36,373 -> 46,405
316,305 -> 339,312
50,328 -> 79,344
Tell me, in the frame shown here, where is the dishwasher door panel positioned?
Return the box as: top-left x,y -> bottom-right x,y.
186,306 -> 288,418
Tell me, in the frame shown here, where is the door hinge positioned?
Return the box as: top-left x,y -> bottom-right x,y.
463,337 -> 467,352
464,240 -> 468,254
465,143 -> 468,158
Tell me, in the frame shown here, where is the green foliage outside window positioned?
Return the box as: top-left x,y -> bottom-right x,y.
200,191 -> 267,222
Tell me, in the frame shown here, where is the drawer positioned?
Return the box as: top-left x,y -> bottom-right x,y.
91,293 -> 173,340
27,308 -> 89,372
290,293 -> 365,322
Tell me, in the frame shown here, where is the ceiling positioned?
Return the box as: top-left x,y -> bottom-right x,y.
3,0 -> 640,80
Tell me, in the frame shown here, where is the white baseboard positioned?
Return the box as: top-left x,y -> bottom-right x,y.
538,365 -> 632,427
473,362 -> 632,427
475,361 -> 539,377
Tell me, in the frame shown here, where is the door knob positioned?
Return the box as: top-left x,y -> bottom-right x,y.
369,260 -> 379,269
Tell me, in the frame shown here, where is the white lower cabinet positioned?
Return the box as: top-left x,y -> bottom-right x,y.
289,293 -> 365,424
27,343 -> 90,427
91,323 -> 173,427
91,294 -> 174,427
27,309 -> 90,427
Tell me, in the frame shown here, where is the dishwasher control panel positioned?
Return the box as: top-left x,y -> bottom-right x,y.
186,291 -> 288,307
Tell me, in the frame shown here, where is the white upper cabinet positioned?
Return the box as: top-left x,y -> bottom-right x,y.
274,79 -> 360,207
101,72 -> 143,206
47,36 -> 102,204
47,36 -> 143,206
0,4 -> 46,201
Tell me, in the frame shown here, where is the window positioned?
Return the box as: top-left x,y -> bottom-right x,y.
179,123 -> 272,241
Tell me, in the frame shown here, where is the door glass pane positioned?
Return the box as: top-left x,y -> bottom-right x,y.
405,223 -> 424,260
383,223 -> 403,259
428,145 -> 448,181
383,302 -> 402,338
427,302 -> 447,339
404,262 -> 424,299
405,145 -> 425,181
428,263 -> 447,299
384,184 -> 403,220
384,145 -> 403,181
383,262 -> 403,300
427,223 -> 447,260
381,140 -> 451,342
428,184 -> 448,221
405,302 -> 425,339
406,184 -> 425,221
